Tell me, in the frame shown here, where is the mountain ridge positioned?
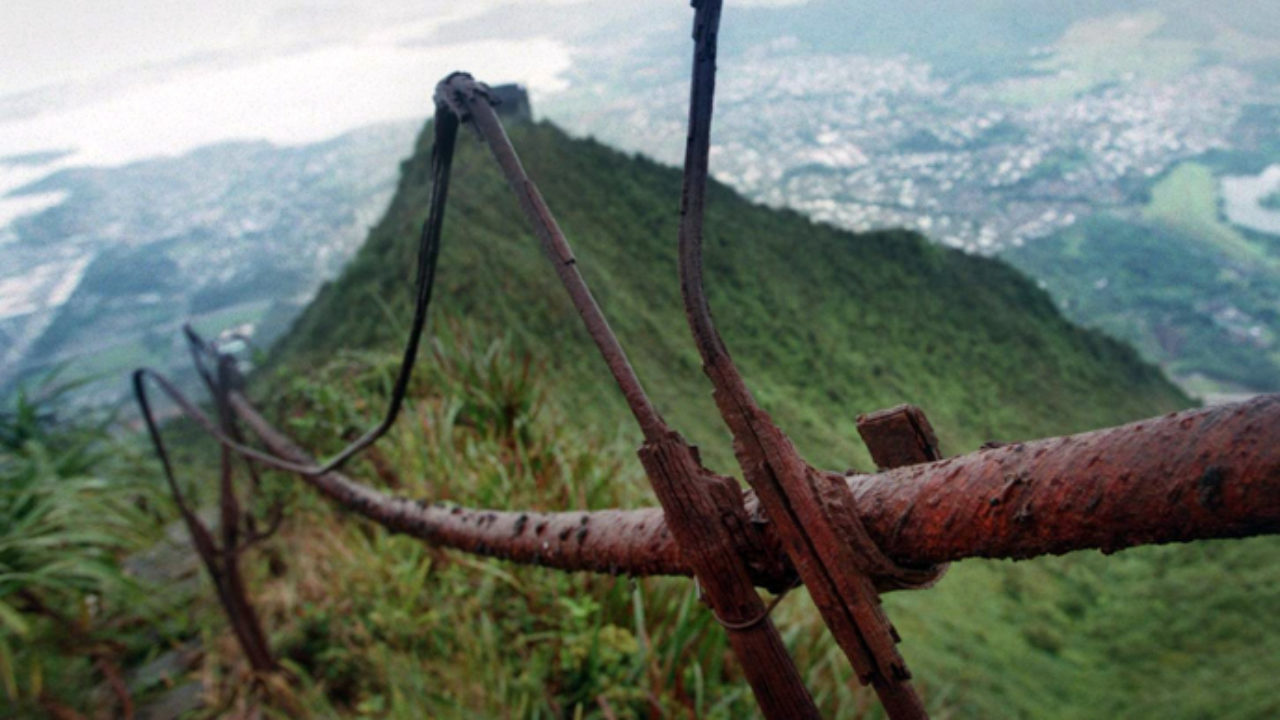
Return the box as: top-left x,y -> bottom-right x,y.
274,117 -> 1188,470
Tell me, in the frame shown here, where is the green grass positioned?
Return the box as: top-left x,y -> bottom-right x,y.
1143,162 -> 1278,271
0,379 -> 168,717
226,337 -> 1280,719
238,341 -> 788,718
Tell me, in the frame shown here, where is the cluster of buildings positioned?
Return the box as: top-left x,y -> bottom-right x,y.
570,50 -> 1259,253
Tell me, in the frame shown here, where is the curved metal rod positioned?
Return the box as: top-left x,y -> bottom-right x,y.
673,2 -> 927,716
675,1 -> 787,426
678,0 -> 735,369
227,390 -> 693,580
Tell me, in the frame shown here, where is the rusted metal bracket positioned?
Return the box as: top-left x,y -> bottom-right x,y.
638,433 -> 820,718
722,410 -> 931,716
857,404 -> 943,470
855,399 -> 947,586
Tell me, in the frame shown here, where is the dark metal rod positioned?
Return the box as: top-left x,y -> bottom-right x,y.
436,74 -> 667,442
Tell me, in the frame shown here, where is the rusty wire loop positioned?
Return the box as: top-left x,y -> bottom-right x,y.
135,72 -> 674,480
696,575 -> 803,631
132,71 -> 678,559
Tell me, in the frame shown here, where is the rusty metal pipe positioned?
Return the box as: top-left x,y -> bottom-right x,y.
852,394 -> 1280,567
233,392 -> 1280,584
228,392 -> 686,577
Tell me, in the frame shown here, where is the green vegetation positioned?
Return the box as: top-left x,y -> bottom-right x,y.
248,121 -> 1278,717
243,340 -> 1275,719
1007,162 -> 1280,392
247,335 -> 1280,719
238,337 -> 790,717
0,378 -> 162,717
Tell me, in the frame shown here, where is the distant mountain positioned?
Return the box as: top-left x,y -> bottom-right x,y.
0,120 -> 418,405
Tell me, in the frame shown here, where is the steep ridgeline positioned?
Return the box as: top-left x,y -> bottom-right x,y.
276,119 -> 1187,470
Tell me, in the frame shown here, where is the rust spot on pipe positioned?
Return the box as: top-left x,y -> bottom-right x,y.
1197,467 -> 1226,511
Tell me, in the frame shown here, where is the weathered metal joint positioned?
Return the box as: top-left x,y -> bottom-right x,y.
433,71 -> 496,121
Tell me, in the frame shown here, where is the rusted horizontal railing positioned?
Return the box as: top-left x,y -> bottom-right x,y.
232,391 -> 1280,584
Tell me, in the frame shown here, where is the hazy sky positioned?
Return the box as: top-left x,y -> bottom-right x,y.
0,0 -> 813,230
0,1 -> 619,170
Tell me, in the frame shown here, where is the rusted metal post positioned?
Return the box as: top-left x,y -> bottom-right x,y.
134,4 -> 1280,713
636,434 -> 822,718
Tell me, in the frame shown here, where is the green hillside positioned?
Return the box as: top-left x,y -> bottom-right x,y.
277,120 -> 1187,471
1006,161 -> 1280,395
158,119 -> 1280,719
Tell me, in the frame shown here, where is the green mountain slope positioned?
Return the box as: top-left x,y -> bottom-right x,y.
277,120 -> 1186,471
255,120 -> 1280,718
1006,160 -> 1280,396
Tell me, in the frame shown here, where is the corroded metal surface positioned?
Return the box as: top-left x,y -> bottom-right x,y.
638,432 -> 820,718
233,392 -> 1280,588
857,404 -> 943,470
851,394 -> 1280,567
230,392 -> 685,578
